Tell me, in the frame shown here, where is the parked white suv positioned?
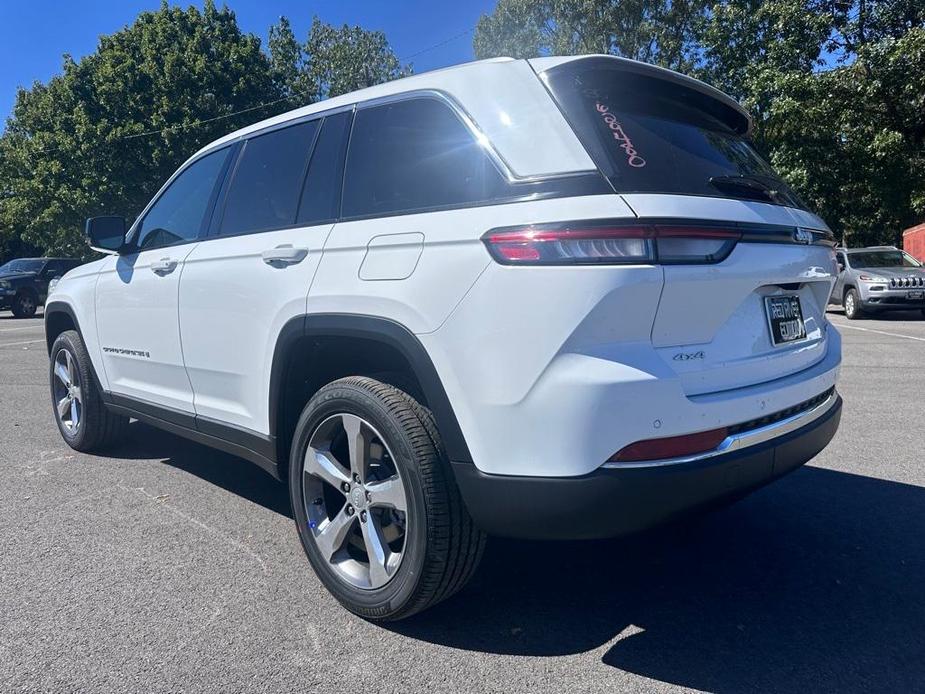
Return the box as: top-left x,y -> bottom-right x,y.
45,55 -> 842,619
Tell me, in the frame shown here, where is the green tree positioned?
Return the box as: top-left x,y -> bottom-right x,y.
0,5 -> 409,257
473,0 -> 925,244
305,17 -> 410,99
0,1 -> 280,257
268,15 -> 315,103
473,0 -> 707,72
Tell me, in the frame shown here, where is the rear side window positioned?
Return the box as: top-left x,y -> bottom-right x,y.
136,147 -> 231,250
219,121 -> 319,236
297,111 -> 351,225
545,63 -> 808,210
342,97 -> 506,218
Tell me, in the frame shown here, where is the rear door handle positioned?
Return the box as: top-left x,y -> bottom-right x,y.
151,257 -> 178,274
262,245 -> 308,266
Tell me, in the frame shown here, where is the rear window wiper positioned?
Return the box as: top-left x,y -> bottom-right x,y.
708,175 -> 784,204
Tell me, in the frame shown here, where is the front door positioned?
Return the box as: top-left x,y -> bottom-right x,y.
95,146 -> 232,413
179,111 -> 351,435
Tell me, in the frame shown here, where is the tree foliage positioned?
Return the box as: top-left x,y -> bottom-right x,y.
0,3 -> 406,258
475,0 -> 925,245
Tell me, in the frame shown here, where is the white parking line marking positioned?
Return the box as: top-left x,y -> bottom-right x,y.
0,325 -> 43,333
0,338 -> 44,348
835,323 -> 925,343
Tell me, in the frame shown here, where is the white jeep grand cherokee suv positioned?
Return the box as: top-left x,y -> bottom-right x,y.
45,55 -> 842,620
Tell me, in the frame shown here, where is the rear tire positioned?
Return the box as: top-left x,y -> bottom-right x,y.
844,288 -> 863,320
49,330 -> 128,451
289,376 -> 485,620
11,290 -> 37,318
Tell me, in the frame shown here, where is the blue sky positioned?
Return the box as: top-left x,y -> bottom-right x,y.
0,0 -> 498,125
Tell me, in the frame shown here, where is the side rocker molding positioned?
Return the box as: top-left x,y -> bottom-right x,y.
100,392 -> 280,478
270,313 -> 473,465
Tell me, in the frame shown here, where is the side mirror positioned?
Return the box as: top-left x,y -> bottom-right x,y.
86,216 -> 127,254
837,262 -> 845,272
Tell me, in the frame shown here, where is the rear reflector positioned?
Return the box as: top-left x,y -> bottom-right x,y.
483,221 -> 741,265
608,427 -> 729,463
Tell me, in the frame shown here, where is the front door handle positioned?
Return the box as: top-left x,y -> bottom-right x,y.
262,245 -> 308,266
151,257 -> 178,275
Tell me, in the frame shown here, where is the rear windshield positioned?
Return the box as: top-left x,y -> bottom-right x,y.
850,251 -> 921,268
545,64 -> 808,210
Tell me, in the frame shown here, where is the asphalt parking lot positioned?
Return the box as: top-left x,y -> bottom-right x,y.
1,309 -> 923,693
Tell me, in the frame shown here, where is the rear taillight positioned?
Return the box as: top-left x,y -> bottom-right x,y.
608,426 -> 729,463
482,221 -> 741,266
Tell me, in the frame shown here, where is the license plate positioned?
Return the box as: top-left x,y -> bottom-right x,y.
765,295 -> 806,346
908,290 -> 924,300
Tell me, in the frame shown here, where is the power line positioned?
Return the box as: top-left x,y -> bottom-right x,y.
400,27 -> 474,62
23,91 -> 310,159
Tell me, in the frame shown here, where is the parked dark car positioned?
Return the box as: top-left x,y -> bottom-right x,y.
0,258 -> 82,318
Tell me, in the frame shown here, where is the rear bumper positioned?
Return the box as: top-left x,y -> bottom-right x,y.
453,393 -> 842,540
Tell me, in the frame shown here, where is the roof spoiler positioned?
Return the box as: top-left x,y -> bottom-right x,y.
530,55 -> 753,136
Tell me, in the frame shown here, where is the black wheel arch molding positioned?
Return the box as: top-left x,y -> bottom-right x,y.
45,301 -> 86,354
269,313 -> 472,466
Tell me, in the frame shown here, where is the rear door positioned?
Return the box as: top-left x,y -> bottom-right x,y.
178,110 -> 351,436
95,146 -> 231,412
542,57 -> 837,396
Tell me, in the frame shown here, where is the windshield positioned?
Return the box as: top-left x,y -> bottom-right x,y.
545,63 -> 809,210
850,251 -> 921,269
0,259 -> 44,274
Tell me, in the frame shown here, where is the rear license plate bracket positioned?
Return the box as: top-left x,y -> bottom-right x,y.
765,295 -> 807,346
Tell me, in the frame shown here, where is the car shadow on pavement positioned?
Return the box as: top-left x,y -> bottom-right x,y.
107,421 -> 292,518
390,466 -> 925,693
107,423 -> 923,691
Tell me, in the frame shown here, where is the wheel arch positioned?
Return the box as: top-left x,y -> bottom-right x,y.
44,300 -> 83,354
269,314 -> 473,477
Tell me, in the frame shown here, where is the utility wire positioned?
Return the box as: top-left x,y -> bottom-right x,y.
400,27 -> 474,62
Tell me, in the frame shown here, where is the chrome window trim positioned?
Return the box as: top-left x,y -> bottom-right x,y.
602,390 -> 839,469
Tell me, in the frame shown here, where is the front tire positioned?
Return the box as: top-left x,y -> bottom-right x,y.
289,377 -> 485,620
11,290 -> 38,318
49,330 -> 128,451
844,288 -> 863,320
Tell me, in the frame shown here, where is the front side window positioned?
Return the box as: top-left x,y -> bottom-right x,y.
219,120 -> 319,236
849,250 -> 921,268
342,97 -> 507,218
546,62 -> 808,210
136,147 -> 231,251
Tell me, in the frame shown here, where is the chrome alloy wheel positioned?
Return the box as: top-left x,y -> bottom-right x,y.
844,290 -> 856,317
52,348 -> 82,432
303,413 -> 409,590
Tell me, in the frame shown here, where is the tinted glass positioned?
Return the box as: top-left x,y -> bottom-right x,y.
136,148 -> 230,251
42,260 -> 65,276
220,121 -> 319,236
297,111 -> 351,225
547,65 -> 808,210
342,98 -> 506,218
850,251 -> 921,268
0,259 -> 44,274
